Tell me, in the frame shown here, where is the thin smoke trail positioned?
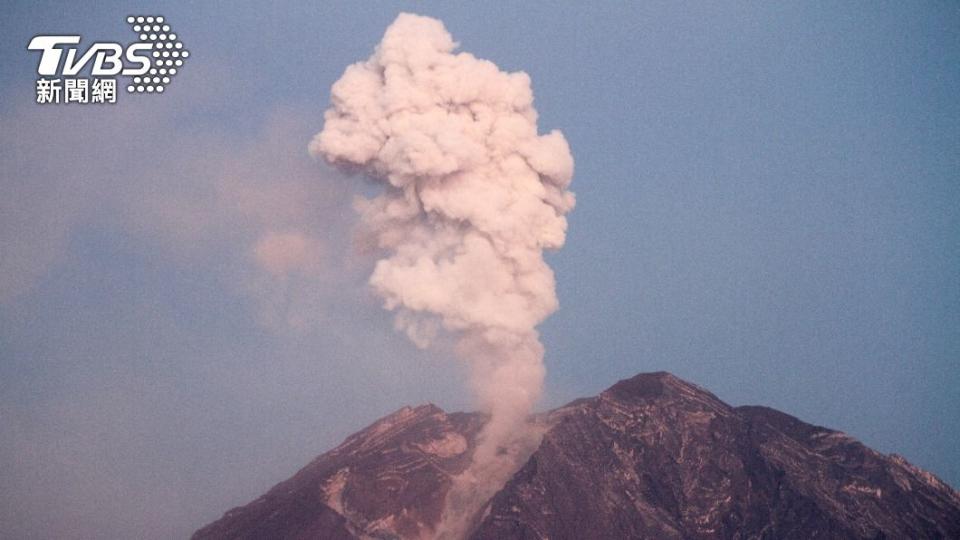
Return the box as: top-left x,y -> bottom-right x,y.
311,13 -> 574,537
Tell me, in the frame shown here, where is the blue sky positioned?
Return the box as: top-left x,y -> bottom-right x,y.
1,2 -> 958,538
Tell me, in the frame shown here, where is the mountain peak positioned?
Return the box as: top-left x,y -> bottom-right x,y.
195,371 -> 960,539
600,370 -> 731,416
603,370 -> 682,398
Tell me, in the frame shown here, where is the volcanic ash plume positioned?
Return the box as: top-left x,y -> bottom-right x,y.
310,12 -> 574,536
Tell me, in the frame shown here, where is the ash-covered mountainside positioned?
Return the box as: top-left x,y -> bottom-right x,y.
193,405 -> 486,540
195,373 -> 960,539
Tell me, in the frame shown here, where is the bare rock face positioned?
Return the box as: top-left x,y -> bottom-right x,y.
194,373 -> 960,539
473,372 -> 960,539
193,405 -> 485,540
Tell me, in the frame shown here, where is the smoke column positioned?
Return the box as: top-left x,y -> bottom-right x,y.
310,13 -> 574,536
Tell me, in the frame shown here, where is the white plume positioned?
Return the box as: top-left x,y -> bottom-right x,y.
310,12 -> 574,537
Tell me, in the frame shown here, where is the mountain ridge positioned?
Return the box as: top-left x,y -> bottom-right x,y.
194,372 -> 960,539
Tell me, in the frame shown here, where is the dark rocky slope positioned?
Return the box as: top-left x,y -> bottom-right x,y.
195,372 -> 960,539
194,405 -> 485,540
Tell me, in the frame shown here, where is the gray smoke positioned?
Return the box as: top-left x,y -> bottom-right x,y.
310,13 -> 574,537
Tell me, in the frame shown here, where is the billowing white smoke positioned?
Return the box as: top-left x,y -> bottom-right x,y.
310,12 -> 574,536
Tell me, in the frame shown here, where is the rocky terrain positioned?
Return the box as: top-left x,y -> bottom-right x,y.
194,372 -> 960,539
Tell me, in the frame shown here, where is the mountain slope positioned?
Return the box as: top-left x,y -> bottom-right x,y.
472,372 -> 960,539
194,372 -> 960,539
193,405 -> 485,540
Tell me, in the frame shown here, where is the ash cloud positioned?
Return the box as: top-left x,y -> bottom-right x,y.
311,12 -> 575,535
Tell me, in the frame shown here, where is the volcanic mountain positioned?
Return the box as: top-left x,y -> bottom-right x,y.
193,372 -> 960,539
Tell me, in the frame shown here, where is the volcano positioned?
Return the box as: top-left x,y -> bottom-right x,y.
193,372 -> 960,539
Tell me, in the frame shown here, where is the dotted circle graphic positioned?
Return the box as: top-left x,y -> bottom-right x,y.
125,15 -> 189,94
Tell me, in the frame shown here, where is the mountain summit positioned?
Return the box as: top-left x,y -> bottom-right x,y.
194,372 -> 960,539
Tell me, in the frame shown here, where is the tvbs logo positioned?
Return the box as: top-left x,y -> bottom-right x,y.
28,15 -> 189,104
29,36 -> 153,76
